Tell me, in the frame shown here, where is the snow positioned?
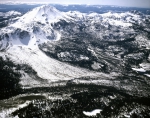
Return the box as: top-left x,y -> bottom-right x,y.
89,11 -> 138,27
132,68 -> 146,72
87,47 -> 97,57
91,62 -> 103,70
144,74 -> 150,77
70,74 -> 120,87
48,96 -> 63,100
0,101 -> 30,118
109,95 -> 116,99
17,5 -> 69,24
55,32 -> 61,41
0,5 -> 143,51
0,5 -> 66,50
0,11 -> 21,17
139,63 -> 150,71
0,45 -> 105,87
57,52 -> 89,61
0,25 -> 61,50
79,55 -> 89,60
0,5 -> 144,87
83,109 -> 102,116
67,11 -> 85,20
109,19 -> 132,27
124,114 -> 130,118
73,79 -> 113,85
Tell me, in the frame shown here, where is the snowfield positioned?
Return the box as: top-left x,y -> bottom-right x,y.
132,68 -> 146,72
83,109 -> 102,117
0,45 -> 109,87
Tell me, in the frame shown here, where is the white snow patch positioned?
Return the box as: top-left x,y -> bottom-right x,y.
48,96 -> 63,100
91,62 -> 103,70
124,114 -> 130,118
79,55 -> 89,60
144,74 -> 150,77
109,95 -> 116,99
83,109 -> 102,117
55,32 -> 61,41
132,68 -> 146,73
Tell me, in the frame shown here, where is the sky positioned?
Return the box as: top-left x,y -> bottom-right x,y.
0,0 -> 150,8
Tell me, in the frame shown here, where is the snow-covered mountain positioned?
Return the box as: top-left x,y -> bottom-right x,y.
0,5 -> 114,87
0,5 -> 68,50
0,5 -> 148,50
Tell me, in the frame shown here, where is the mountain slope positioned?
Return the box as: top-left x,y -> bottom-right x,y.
0,5 -> 115,87
0,5 -> 150,89
0,45 -> 110,87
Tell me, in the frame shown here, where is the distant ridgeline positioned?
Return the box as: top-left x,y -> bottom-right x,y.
0,4 -> 150,14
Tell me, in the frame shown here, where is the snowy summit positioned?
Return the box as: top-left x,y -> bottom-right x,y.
19,5 -> 67,24
0,5 -> 68,49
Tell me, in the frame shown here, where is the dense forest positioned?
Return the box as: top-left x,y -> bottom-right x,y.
0,57 -> 22,99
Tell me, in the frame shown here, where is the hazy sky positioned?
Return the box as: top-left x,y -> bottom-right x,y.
0,0 -> 150,8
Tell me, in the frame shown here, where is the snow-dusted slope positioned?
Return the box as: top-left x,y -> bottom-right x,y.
0,11 -> 21,17
0,46 -> 110,87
